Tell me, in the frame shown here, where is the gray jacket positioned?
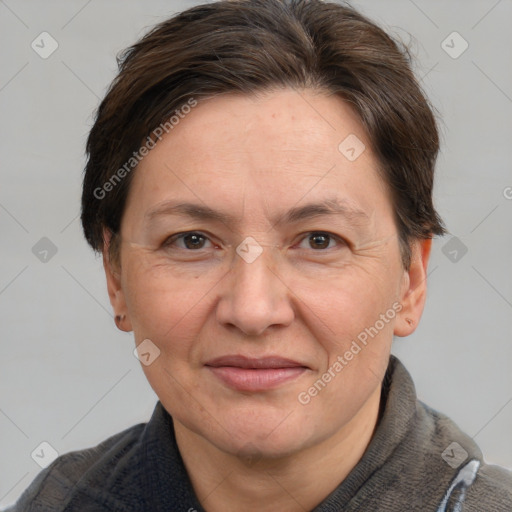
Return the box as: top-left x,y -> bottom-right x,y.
7,356 -> 512,511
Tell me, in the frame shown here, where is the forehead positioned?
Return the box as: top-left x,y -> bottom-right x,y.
126,89 -> 392,224
168,89 -> 366,157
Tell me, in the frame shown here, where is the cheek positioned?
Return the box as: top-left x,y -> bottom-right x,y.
123,259 -> 222,403
296,291 -> 394,434
294,263 -> 398,396
122,251 -> 224,347
292,261 -> 399,337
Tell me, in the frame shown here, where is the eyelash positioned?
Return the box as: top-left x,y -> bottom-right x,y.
163,231 -> 347,252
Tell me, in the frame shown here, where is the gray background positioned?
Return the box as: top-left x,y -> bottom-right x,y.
1,0 -> 511,507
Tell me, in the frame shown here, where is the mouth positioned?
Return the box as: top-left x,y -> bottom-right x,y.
204,355 -> 309,392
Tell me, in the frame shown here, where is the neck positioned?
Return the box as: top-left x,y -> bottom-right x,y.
174,385 -> 382,512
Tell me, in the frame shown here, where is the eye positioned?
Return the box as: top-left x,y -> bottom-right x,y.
297,232 -> 345,250
164,231 -> 214,250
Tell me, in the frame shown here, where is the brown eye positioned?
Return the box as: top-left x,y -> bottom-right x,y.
297,232 -> 345,251
182,233 -> 206,249
309,233 -> 331,250
165,232 -> 212,250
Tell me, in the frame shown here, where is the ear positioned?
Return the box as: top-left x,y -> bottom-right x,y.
102,228 -> 133,332
394,238 -> 432,337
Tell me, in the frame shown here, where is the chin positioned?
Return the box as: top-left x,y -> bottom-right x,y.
222,432 -> 310,462
206,408 -> 319,460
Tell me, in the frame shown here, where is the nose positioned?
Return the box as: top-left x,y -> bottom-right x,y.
215,243 -> 295,336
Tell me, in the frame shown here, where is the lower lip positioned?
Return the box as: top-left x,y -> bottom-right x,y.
206,366 -> 307,391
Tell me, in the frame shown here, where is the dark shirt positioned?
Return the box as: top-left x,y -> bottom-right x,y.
7,356 -> 512,511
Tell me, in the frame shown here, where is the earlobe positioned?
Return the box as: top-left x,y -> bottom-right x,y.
394,238 -> 432,337
102,228 -> 133,332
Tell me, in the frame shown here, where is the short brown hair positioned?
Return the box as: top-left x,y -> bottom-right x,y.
81,0 -> 446,269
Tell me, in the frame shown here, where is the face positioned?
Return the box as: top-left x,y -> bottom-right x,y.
105,88 -> 429,459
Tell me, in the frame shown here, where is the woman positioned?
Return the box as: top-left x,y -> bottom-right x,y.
10,0 -> 512,510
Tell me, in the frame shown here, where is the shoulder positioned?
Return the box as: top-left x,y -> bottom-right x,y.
6,422 -> 146,512
416,401 -> 512,510
465,462 -> 512,511
379,358 -> 511,510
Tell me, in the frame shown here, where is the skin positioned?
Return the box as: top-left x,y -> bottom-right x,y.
103,88 -> 431,512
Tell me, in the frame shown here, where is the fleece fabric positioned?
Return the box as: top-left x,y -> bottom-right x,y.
7,355 -> 512,511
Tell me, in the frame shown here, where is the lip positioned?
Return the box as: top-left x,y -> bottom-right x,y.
205,355 -> 309,392
205,355 -> 308,369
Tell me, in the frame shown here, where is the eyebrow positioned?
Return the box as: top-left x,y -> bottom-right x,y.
145,197 -> 369,227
